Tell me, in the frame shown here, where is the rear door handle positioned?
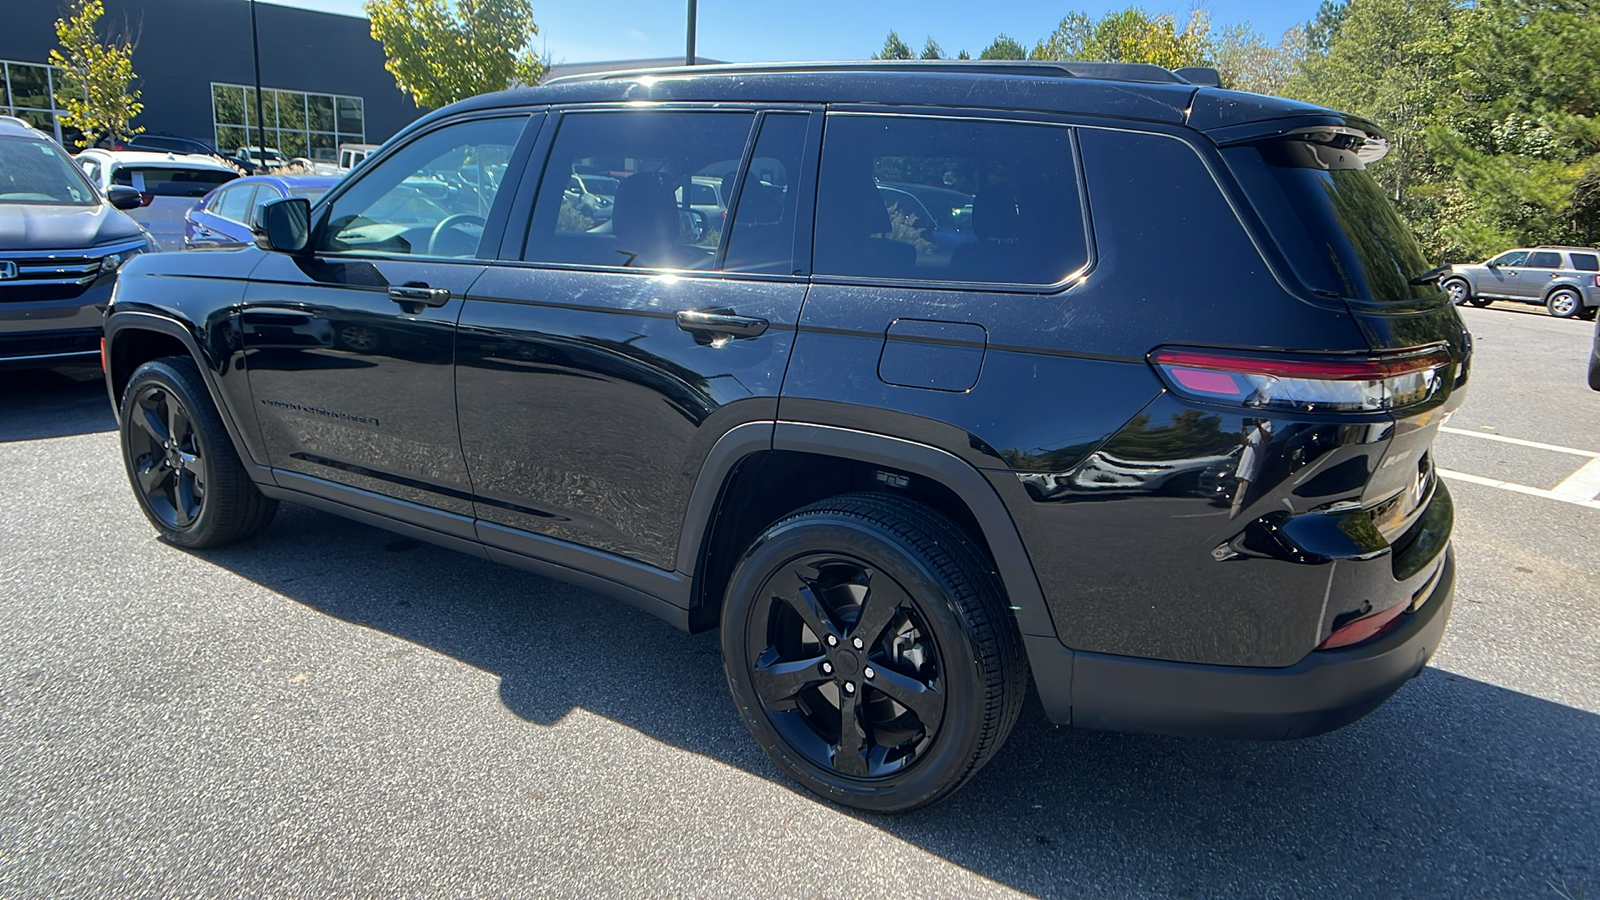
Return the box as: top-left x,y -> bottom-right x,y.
675,307 -> 768,342
387,283 -> 451,313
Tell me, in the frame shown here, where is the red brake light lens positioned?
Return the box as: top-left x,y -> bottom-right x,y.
1150,345 -> 1452,413
1318,601 -> 1408,650
138,192 -> 153,207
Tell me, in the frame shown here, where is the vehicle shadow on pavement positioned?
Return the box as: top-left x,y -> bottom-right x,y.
0,365 -> 116,442
197,502 -> 1599,899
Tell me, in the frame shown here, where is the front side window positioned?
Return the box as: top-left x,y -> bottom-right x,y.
1525,251 -> 1561,269
320,115 -> 526,259
524,110 -> 756,269
813,115 -> 1086,285
1489,250 -> 1529,267
0,135 -> 98,205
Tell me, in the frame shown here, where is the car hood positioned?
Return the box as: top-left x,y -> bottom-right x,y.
0,201 -> 145,252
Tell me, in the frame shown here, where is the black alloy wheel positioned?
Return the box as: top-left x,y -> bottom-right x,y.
721,493 -> 1024,812
119,356 -> 277,548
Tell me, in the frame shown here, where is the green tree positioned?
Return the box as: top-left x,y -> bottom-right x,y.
921,37 -> 945,60
1029,8 -> 1210,70
872,30 -> 913,60
980,33 -> 1027,60
956,49 -> 971,60
1211,23 -> 1307,95
1306,0 -> 1350,53
49,0 -> 142,149
365,0 -> 543,110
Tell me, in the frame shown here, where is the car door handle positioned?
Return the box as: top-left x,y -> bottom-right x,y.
675,307 -> 768,341
387,284 -> 451,313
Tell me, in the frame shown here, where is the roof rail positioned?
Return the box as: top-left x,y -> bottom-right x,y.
543,58 -> 1198,87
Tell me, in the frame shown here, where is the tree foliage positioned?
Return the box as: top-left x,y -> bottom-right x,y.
872,30 -> 913,60
365,0 -> 543,110
1031,8 -> 1211,69
49,0 -> 142,149
921,37 -> 945,60
979,34 -> 1028,60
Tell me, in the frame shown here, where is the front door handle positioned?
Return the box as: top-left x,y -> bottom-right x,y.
675,307 -> 768,343
388,283 -> 451,314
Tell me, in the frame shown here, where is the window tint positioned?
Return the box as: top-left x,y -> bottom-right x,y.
723,113 -> 809,276
0,136 -> 97,205
321,115 -> 525,258
524,111 -> 755,269
813,115 -> 1085,285
111,166 -> 234,197
213,185 -> 256,223
1571,253 -> 1599,272
1525,251 -> 1561,269
1490,250 -> 1529,267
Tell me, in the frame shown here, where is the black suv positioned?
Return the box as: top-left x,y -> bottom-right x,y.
1,115 -> 152,368
102,61 -> 1468,811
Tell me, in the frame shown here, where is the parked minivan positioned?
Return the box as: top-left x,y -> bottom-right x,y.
101,60 -> 1468,811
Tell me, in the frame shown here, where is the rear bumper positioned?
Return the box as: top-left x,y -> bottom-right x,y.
1026,546 -> 1455,739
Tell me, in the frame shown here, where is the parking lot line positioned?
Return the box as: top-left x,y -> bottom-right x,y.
1438,468 -> 1600,511
1438,426 -> 1600,458
1553,457 -> 1600,500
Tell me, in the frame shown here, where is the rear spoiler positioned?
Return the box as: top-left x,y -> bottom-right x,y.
1200,112 -> 1390,164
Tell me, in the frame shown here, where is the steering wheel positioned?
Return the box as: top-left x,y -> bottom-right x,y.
427,214 -> 486,256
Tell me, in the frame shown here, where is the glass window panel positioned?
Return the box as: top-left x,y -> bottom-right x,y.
1525,251 -> 1561,269
16,109 -> 55,132
723,113 -> 808,276
526,111 -> 755,268
279,130 -> 308,159
1570,254 -> 1599,272
310,94 -> 335,132
814,115 -> 1084,285
336,97 -> 363,136
10,64 -> 49,109
212,84 -> 245,126
276,90 -> 306,132
310,132 -> 335,160
322,115 -> 526,258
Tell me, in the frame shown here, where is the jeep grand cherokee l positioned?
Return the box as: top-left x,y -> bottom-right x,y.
101,60 -> 1468,812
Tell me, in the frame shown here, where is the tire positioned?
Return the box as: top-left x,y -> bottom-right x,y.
1468,297 -> 1493,308
720,492 -> 1026,812
1443,278 -> 1471,306
1547,288 -> 1583,319
1578,304 -> 1598,322
119,356 -> 277,548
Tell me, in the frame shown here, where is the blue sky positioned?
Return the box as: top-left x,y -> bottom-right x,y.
272,1 -> 1323,67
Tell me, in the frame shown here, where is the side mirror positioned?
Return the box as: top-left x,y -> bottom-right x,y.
106,184 -> 142,211
253,197 -> 311,253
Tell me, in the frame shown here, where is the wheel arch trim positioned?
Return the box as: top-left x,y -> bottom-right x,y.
104,310 -> 271,481
676,420 -> 1057,639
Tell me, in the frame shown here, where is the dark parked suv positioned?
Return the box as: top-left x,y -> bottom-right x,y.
101,61 -> 1468,811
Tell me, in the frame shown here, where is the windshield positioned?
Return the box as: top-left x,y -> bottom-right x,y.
1223,139 -> 1437,302
579,175 -> 619,196
0,135 -> 99,206
288,186 -> 329,202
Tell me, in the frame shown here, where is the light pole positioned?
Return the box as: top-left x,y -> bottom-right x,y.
250,0 -> 267,168
685,0 -> 696,66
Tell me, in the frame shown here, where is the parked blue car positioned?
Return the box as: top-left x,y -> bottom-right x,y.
184,174 -> 340,249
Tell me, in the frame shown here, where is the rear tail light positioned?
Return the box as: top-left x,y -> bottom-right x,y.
1150,345 -> 1452,413
1318,601 -> 1408,650
138,193 -> 153,207
1593,274 -> 1599,288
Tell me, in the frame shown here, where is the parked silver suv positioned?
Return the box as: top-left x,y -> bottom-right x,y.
1443,246 -> 1600,319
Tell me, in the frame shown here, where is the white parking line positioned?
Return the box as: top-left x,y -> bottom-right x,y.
1554,457 -> 1600,500
1438,469 -> 1600,511
1438,426 -> 1600,458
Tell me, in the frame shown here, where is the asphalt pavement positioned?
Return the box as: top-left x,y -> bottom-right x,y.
1,307 -> 1597,898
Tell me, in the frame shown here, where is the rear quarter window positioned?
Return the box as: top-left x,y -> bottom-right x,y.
1570,253 -> 1599,272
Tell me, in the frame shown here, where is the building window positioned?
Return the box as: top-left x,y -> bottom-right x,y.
1,59 -> 80,146
212,83 -> 364,163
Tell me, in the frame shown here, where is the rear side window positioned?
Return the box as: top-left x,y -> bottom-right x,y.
813,115 -> 1087,285
112,166 -> 234,197
1525,251 -> 1561,269
1571,253 -> 1599,272
1223,139 -> 1435,302
523,111 -> 755,270
722,113 -> 809,276
212,185 -> 255,223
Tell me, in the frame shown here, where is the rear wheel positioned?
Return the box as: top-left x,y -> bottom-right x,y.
1547,288 -> 1582,318
120,356 -> 277,548
720,492 -> 1025,812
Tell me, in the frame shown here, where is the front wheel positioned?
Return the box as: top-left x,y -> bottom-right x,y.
720,492 -> 1026,812
1548,288 -> 1583,319
1443,278 -> 1471,306
120,356 -> 277,548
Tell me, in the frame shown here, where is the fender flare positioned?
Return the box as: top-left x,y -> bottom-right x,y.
675,420 -> 1058,639
104,310 -> 270,479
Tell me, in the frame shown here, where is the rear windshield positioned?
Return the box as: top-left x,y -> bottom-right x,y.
1222,139 -> 1436,302
0,135 -> 98,206
112,166 -> 235,197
